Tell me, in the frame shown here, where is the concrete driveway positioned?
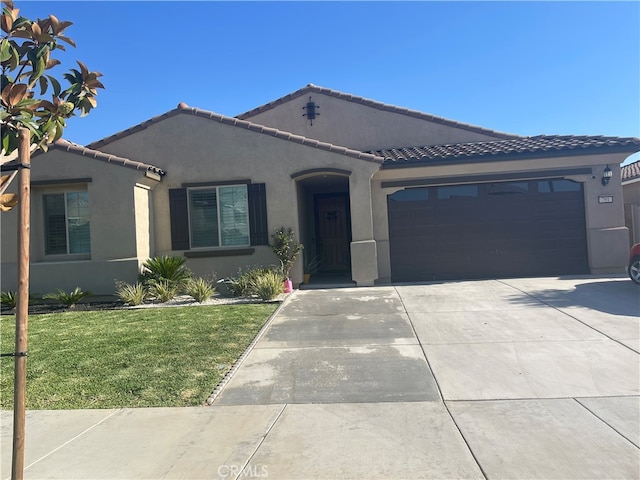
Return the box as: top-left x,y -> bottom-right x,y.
2,276 -> 639,479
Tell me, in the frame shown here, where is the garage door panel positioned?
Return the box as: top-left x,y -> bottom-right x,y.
388,179 -> 589,281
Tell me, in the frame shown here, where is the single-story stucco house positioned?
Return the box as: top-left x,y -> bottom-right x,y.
2,84 -> 640,294
622,159 -> 640,246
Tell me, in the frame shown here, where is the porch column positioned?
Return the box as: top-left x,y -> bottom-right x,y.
583,165 -> 629,273
349,174 -> 378,286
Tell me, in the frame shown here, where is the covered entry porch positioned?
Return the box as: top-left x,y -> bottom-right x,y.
293,167 -> 378,286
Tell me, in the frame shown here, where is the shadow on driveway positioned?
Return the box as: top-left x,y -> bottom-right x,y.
502,277 -> 640,317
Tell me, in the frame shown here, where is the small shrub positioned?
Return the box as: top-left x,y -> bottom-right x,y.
1,290 -> 18,309
250,269 -> 284,301
1,291 -> 40,309
185,277 -> 216,303
115,281 -> 147,306
228,267 -> 272,297
148,280 -> 178,303
0,290 -> 18,309
140,255 -> 192,289
227,270 -> 254,297
270,226 -> 303,279
43,287 -> 93,309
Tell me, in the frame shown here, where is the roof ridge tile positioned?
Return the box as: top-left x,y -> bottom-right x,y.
44,139 -> 166,175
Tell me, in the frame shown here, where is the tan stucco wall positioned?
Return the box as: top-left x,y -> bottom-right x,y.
1,258 -> 141,295
242,92 -> 508,152
1,150 -> 157,294
134,183 -> 153,260
372,152 -> 631,281
94,113 -> 381,286
623,179 -> 640,204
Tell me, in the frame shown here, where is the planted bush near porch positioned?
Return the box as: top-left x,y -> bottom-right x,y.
0,304 -> 278,409
227,267 -> 283,301
250,269 -> 285,301
270,226 -> 303,280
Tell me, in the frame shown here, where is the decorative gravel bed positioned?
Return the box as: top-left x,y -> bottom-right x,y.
1,293 -> 286,315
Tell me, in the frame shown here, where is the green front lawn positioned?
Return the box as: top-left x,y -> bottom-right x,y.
0,304 -> 277,409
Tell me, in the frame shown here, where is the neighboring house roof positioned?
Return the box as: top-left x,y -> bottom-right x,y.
622,159 -> 640,183
36,139 -> 166,176
236,84 -> 520,141
374,135 -> 640,167
88,103 -> 384,164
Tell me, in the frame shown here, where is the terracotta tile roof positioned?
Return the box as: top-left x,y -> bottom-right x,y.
373,135 -> 640,167
237,84 -> 519,140
88,103 -> 384,164
622,159 -> 640,182
41,140 -> 166,176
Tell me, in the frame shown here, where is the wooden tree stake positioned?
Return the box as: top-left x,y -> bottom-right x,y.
12,128 -> 31,480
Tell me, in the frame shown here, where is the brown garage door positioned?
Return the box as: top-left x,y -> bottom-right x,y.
388,179 -> 589,282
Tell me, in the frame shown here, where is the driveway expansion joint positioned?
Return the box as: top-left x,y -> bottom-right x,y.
394,285 -> 445,404
574,397 -> 640,449
23,408 -> 122,474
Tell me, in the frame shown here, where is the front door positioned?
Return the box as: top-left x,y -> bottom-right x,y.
315,194 -> 351,273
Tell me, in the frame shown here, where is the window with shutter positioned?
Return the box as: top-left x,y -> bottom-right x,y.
169,182 -> 267,251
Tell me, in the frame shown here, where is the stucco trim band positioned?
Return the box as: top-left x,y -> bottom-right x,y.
381,167 -> 593,189
184,248 -> 256,258
31,177 -> 93,186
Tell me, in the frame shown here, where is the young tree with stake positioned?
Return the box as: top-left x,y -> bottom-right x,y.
1,2 -> 103,478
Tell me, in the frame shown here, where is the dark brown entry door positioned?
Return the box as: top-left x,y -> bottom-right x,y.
316,194 -> 351,272
388,179 -> 589,282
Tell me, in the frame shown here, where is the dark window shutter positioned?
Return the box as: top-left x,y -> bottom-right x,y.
169,188 -> 190,250
247,183 -> 268,245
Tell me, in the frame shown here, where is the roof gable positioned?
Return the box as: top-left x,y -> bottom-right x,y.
237,84 -> 519,141
87,103 -> 383,164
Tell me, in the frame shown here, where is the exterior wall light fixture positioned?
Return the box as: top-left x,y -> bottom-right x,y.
601,165 -> 612,186
302,97 -> 319,126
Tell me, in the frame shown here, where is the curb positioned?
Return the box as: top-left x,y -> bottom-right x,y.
205,290 -> 297,405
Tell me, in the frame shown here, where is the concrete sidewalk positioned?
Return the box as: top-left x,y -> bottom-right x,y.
2,276 -> 639,479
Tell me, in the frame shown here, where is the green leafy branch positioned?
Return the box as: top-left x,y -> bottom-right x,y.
0,0 -> 104,155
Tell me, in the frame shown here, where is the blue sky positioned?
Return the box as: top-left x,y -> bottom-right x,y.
14,1 -> 640,163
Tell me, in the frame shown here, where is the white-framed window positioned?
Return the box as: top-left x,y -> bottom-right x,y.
188,185 -> 250,248
43,191 -> 91,255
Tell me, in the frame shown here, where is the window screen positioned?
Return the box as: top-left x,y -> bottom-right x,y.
44,191 -> 90,255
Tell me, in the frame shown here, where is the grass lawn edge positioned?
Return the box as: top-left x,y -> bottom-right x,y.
204,291 -> 295,406
1,299 -> 289,410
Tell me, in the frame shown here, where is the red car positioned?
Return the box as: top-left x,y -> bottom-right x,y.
629,244 -> 640,285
